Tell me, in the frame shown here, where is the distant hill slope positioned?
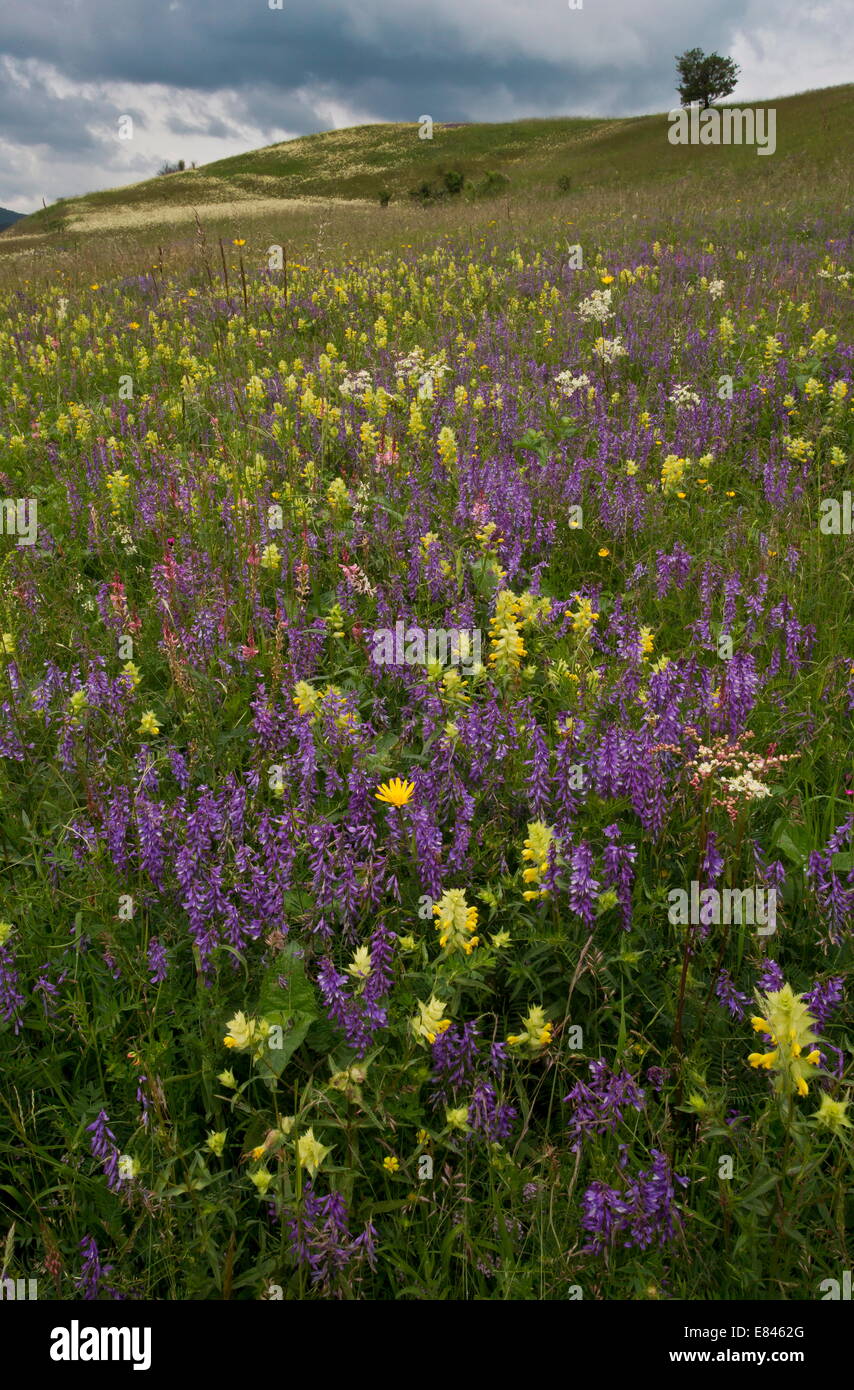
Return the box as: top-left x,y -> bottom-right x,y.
7,83 -> 852,239
0,208 -> 25,230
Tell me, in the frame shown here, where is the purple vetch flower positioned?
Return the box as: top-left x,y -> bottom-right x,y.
316,925 -> 393,1059
603,823 -> 637,930
805,817 -> 854,946
135,1075 -> 152,1128
76,1236 -> 124,1300
468,1079 -> 517,1141
430,1021 -> 481,1102
715,968 -> 750,1020
147,937 -> 168,984
564,1059 -> 646,1151
86,1110 -> 123,1192
581,1149 -> 688,1254
803,976 -> 844,1031
33,963 -> 65,1018
703,832 -> 725,887
285,1182 -> 377,1295
568,840 -> 600,925
645,1066 -> 671,1094
756,959 -> 785,994
524,719 -> 552,819
0,940 -> 25,1033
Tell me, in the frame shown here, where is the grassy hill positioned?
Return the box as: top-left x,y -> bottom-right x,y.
5,83 -> 852,245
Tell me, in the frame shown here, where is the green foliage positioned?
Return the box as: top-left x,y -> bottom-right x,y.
675,47 -> 741,109
474,170 -> 510,197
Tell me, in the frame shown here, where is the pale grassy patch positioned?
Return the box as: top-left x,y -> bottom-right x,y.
70,194 -> 375,234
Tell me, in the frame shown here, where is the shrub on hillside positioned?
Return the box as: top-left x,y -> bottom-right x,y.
474,170 -> 510,198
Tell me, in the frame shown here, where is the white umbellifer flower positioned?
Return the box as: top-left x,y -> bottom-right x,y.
554,371 -> 591,399
668,383 -> 701,410
339,369 -> 372,399
577,288 -> 613,323
593,336 -> 627,363
707,279 -> 725,299
725,772 -> 771,801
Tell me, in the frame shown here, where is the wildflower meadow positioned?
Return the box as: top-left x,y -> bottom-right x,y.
0,179 -> 851,1310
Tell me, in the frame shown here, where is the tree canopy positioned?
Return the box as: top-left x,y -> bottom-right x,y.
675,48 -> 740,109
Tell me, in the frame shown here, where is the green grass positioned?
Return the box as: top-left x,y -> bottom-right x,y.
4,83 -> 852,247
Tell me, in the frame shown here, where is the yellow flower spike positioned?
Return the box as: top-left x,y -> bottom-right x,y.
296,1128 -> 332,1178
747,984 -> 822,1100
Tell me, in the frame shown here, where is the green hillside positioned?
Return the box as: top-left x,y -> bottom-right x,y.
6,83 -> 852,242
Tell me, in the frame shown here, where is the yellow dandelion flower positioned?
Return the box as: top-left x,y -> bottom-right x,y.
375,777 -> 415,807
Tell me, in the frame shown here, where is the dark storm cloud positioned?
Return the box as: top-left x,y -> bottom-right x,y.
0,0 -> 850,210
0,0 -> 747,114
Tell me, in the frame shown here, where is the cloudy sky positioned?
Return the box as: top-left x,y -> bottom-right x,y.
1,0 -> 851,212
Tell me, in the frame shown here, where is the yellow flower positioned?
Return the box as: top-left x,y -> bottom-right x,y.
0,922 -> 13,947
598,547 -> 610,557
217,1070 -> 237,1089
206,1130 -> 227,1156
293,680 -> 320,718
260,542 -> 281,570
137,710 -> 160,737
297,1128 -> 332,1178
251,1145 -> 266,1161
812,1094 -> 851,1135
346,945 -> 372,982
570,595 -> 598,638
233,238 -> 246,247
521,821 -> 556,898
375,777 -> 415,807
250,1166 -> 273,1195
383,1155 -> 400,1173
507,1004 -> 552,1053
432,887 -> 479,955
747,984 -> 821,1099
445,1107 -> 469,1131
411,995 -> 452,1044
223,1010 -> 256,1050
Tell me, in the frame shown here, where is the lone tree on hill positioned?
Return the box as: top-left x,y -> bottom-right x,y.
675,48 -> 740,109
